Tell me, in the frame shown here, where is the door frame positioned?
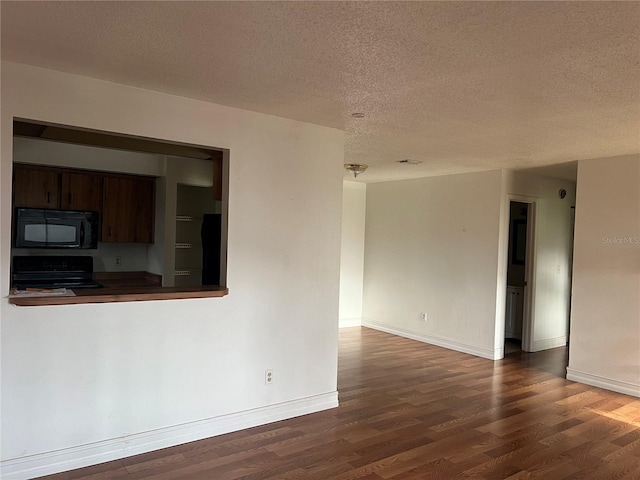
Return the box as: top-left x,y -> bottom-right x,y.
504,195 -> 538,353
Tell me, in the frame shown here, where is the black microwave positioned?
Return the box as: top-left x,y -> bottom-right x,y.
14,208 -> 99,249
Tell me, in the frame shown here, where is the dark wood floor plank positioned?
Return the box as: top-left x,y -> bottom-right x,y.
35,327 -> 639,480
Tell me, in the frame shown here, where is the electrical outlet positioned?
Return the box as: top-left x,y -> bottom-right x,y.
115,256 -> 122,267
265,369 -> 273,385
421,312 -> 427,322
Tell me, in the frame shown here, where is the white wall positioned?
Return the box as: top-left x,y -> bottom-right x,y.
361,169 -> 577,361
13,136 -> 165,176
0,62 -> 344,478
339,181 -> 366,327
502,171 -> 577,352
362,170 -> 504,360
567,155 -> 640,397
147,175 -> 167,278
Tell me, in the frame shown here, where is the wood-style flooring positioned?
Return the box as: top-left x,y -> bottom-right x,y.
38,327 -> 640,479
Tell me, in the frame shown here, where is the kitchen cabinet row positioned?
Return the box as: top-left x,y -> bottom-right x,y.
12,164 -> 156,244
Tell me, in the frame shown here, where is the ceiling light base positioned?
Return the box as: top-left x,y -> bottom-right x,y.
344,163 -> 368,178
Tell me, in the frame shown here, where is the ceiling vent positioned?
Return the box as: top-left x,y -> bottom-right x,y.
396,159 -> 423,165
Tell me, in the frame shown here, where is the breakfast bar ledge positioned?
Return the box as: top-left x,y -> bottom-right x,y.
9,285 -> 229,306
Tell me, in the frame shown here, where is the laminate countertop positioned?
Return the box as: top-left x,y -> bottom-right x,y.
8,271 -> 229,306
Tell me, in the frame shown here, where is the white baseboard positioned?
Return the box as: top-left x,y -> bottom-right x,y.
339,317 -> 362,328
566,368 -> 640,398
362,321 -> 500,360
0,392 -> 338,480
531,335 -> 567,352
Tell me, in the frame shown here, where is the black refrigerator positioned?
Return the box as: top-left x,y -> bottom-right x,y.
201,213 -> 221,286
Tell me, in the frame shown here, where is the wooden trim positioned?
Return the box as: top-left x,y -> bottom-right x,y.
8,285 -> 229,306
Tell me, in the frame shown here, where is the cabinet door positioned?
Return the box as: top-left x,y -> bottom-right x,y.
102,175 -> 155,243
133,177 -> 155,243
212,152 -> 223,202
13,165 -> 60,208
60,172 -> 103,212
102,176 -> 136,242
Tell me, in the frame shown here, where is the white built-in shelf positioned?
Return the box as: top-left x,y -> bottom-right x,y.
176,215 -> 203,222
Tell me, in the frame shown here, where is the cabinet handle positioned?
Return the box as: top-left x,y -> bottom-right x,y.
68,192 -> 72,205
47,192 -> 51,203
108,226 -> 112,237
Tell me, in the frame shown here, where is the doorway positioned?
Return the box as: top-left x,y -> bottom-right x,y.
505,201 -> 531,354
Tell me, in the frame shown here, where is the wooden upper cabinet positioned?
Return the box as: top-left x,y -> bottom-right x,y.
13,165 -> 60,209
60,172 -> 103,212
102,176 -> 136,243
102,175 -> 155,244
133,177 -> 156,244
212,152 -> 223,202
12,164 -> 156,244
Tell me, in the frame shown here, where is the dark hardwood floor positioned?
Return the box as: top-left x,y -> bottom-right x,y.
39,327 -> 640,479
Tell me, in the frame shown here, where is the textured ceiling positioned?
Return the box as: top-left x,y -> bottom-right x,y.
2,1 -> 639,183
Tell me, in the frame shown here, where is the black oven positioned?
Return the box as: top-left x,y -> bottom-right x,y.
14,208 -> 99,249
12,255 -> 103,290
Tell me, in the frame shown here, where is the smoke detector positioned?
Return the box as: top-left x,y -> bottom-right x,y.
396,159 -> 423,165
